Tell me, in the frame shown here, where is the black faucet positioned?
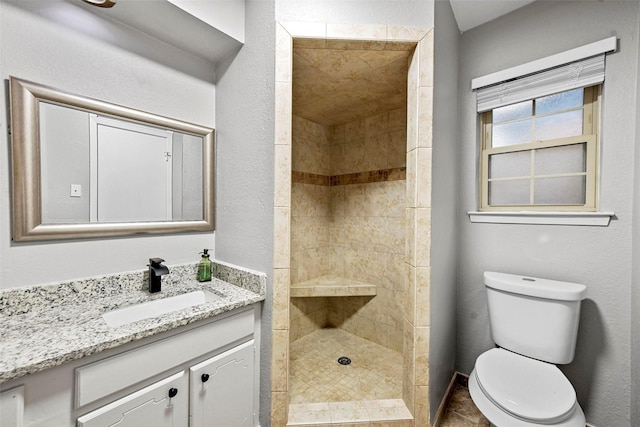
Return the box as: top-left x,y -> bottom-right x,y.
148,258 -> 170,293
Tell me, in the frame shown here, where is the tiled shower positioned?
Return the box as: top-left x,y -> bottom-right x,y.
290,109 -> 407,351
272,22 -> 435,426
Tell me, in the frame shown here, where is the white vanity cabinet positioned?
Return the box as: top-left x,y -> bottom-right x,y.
0,305 -> 260,427
189,340 -> 255,427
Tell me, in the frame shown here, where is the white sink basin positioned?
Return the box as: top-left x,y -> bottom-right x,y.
102,290 -> 222,327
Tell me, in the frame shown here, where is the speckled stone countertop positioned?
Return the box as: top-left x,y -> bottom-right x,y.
0,260 -> 266,384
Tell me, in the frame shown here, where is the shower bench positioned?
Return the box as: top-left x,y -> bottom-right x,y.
290,275 -> 377,297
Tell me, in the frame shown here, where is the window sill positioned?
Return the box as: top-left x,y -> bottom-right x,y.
467,211 -> 615,226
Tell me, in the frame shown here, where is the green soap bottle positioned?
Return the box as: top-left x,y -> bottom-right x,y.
197,249 -> 212,282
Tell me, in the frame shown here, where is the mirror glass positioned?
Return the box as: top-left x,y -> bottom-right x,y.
9,76 -> 215,241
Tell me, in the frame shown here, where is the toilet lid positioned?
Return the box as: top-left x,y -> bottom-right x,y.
475,348 -> 577,423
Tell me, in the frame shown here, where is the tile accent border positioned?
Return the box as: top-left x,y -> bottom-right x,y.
291,171 -> 331,186
292,167 -> 406,186
0,260 -> 266,317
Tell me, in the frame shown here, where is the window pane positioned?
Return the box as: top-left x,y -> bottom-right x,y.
493,119 -> 532,147
493,100 -> 532,123
489,179 -> 530,205
489,151 -> 531,179
535,110 -> 583,141
536,89 -> 583,115
534,176 -> 586,205
535,143 -> 586,176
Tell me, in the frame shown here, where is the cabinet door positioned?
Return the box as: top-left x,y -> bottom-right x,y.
77,371 -> 188,427
189,340 -> 255,427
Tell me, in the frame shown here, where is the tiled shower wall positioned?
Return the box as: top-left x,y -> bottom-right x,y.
290,108 -> 407,351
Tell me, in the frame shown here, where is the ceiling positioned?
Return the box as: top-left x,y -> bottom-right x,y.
293,40 -> 413,126
449,0 -> 536,32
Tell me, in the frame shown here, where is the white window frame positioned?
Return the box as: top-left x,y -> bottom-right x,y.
479,85 -> 600,212
467,37 -> 617,226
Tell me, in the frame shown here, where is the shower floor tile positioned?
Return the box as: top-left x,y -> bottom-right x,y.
289,328 -> 403,403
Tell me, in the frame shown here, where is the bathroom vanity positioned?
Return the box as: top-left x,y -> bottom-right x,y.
0,262 -> 265,427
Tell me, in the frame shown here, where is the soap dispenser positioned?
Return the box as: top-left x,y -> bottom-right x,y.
197,249 -> 212,282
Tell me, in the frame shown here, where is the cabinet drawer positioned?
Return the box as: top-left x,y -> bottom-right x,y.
77,371 -> 188,427
76,308 -> 253,408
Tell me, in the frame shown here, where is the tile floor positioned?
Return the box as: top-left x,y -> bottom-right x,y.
289,328 -> 403,403
437,379 -> 490,427
287,328 -> 489,426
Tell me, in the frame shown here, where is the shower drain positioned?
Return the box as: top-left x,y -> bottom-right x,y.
337,356 -> 352,365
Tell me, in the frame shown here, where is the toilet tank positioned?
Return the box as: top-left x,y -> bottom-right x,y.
484,271 -> 587,364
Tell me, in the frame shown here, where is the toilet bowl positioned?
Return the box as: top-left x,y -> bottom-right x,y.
469,348 -> 585,427
469,272 -> 587,427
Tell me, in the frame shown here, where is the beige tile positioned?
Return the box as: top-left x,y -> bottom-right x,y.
402,375 -> 415,417
418,30 -> 434,88
416,147 -> 432,208
276,82 -> 293,146
415,267 -> 431,327
272,391 -> 290,427
275,143 -> 292,208
274,207 -> 291,268
332,423 -> 371,427
415,208 -> 431,268
413,386 -> 429,427
387,25 -> 429,42
329,401 -> 370,423
417,87 -> 433,149
406,51 -> 419,153
272,329 -> 290,392
406,149 -> 417,209
366,399 -> 412,422
273,268 -> 291,330
405,208 -> 416,267
288,408 -> 332,425
388,130 -> 407,169
404,262 -> 416,321
414,327 -> 430,386
403,320 -> 416,385
290,402 -> 332,413
289,329 -> 402,403
370,421 -> 414,427
276,24 -> 293,83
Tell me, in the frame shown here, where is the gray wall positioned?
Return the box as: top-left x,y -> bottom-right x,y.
456,2 -> 639,426
0,1 -> 216,288
214,1 -> 276,425
40,103 -> 91,224
276,0 -> 433,26
631,9 -> 640,426
430,0 -> 459,421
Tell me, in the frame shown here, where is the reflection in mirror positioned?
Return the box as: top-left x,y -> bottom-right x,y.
9,76 -> 215,241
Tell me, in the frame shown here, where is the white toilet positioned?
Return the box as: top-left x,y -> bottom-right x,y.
468,271 -> 587,427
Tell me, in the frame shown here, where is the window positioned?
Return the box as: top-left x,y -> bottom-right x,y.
480,85 -> 600,211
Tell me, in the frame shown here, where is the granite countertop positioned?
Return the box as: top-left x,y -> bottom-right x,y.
0,261 -> 266,384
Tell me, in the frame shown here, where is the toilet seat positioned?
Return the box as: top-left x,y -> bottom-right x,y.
474,348 -> 577,424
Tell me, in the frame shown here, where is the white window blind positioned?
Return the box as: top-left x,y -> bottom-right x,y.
473,36 -> 617,113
